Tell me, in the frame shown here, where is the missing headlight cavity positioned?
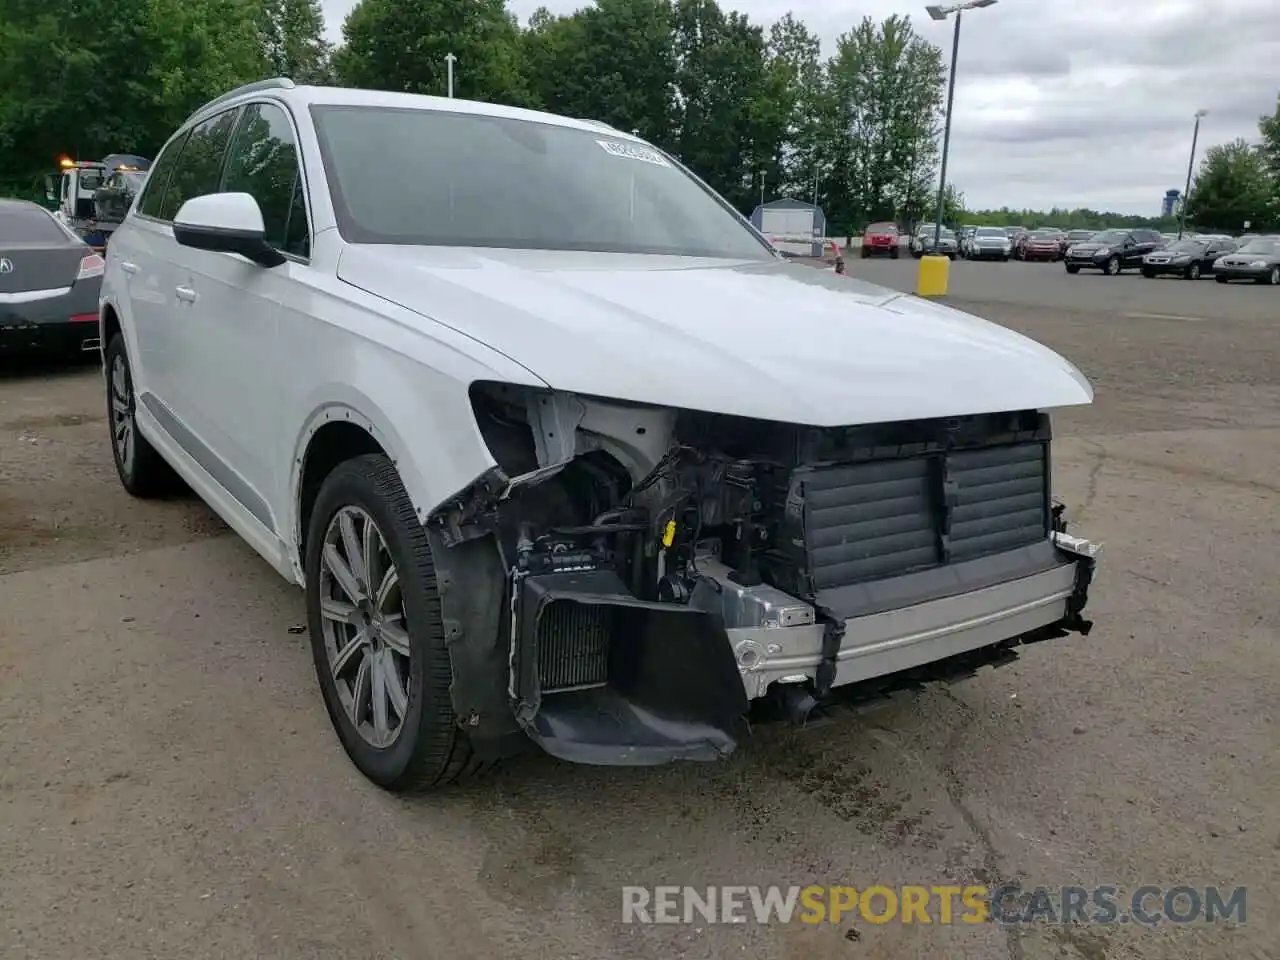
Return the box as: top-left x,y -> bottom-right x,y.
429,384 -> 1082,764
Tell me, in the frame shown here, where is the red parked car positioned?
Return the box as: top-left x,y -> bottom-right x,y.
861,222 -> 900,259
1020,229 -> 1067,262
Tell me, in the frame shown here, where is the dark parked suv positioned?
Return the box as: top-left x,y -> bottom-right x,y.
1064,229 -> 1164,276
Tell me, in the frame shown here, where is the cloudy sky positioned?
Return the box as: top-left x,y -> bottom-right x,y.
319,0 -> 1280,214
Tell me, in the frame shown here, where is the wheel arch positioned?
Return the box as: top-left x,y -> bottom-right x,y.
286,384 -> 499,582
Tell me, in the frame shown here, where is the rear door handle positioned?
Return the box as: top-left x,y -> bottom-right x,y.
120,262 -> 139,275
174,285 -> 198,304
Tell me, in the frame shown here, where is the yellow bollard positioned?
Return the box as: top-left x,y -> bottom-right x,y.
915,255 -> 950,297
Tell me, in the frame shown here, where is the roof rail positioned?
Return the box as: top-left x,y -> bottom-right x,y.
195,77 -> 296,116
576,118 -> 617,131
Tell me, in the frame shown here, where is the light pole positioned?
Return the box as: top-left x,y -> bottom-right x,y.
445,52 -> 457,98
925,0 -> 997,251
1178,109 -> 1208,239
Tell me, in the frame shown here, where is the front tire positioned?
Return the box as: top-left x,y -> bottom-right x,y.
1105,256 -> 1121,276
104,333 -> 180,498
1065,264 -> 1080,274
1267,266 -> 1280,286
1142,268 -> 1155,278
305,453 -> 482,792
1187,263 -> 1201,280
1216,275 -> 1229,284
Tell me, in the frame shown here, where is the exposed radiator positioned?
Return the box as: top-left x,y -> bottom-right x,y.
536,600 -> 610,694
797,440 -> 1050,591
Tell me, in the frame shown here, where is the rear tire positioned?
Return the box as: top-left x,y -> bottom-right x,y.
305,453 -> 484,792
104,334 -> 181,498
890,248 -> 899,259
860,247 -> 870,259
1216,275 -> 1229,284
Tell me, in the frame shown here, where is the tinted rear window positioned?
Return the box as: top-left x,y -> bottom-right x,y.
0,205 -> 68,244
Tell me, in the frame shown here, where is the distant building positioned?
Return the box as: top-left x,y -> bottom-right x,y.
1162,189 -> 1181,219
750,198 -> 826,258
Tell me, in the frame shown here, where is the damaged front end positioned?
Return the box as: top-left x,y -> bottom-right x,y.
425,382 -> 1101,766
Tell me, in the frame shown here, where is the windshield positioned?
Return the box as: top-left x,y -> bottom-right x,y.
1237,238 -> 1279,255
120,171 -> 147,191
867,223 -> 896,233
310,105 -> 772,259
975,228 -> 1005,237
1165,240 -> 1206,254
1091,230 -> 1127,244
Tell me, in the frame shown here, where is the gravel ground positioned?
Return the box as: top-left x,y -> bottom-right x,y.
1,261 -> 1277,960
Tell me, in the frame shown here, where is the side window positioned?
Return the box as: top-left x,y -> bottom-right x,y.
137,131 -> 188,219
159,109 -> 239,221
223,103 -> 310,258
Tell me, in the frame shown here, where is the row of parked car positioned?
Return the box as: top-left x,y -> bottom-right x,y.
858,222 -> 1280,284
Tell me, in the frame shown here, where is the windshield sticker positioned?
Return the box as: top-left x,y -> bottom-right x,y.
596,139 -> 671,167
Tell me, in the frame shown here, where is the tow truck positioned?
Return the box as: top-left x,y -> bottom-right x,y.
45,153 -> 151,252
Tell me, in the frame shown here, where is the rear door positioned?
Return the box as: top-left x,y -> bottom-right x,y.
0,203 -> 93,329
129,108 -> 240,439
110,128 -> 187,396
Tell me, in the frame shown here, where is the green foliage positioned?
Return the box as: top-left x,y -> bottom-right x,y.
258,0 -> 333,83
0,0 -> 315,185
956,207 -> 1184,232
522,0 -> 675,146
333,0 -> 529,105
822,15 -> 944,233
1185,138 -> 1276,232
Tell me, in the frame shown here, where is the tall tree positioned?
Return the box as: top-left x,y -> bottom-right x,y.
333,0 -> 530,106
763,14 -> 824,202
671,0 -> 773,211
522,0 -> 675,148
1257,93 -> 1280,222
258,0 -> 332,83
0,0 -> 267,182
823,15 -> 944,232
1185,139 -> 1275,232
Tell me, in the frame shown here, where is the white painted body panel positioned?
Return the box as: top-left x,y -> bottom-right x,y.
335,245 -> 1093,426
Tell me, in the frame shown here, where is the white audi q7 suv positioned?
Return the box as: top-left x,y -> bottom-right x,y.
99,78 -> 1101,792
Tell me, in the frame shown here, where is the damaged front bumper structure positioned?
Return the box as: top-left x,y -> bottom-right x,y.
429,399 -> 1101,768
505,530 -> 1097,765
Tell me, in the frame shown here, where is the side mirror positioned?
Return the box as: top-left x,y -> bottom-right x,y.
172,192 -> 285,268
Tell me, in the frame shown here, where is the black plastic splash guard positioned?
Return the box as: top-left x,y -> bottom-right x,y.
512,569 -> 749,766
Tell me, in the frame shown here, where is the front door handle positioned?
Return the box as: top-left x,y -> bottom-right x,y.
120,261 -> 139,275
174,285 -> 198,304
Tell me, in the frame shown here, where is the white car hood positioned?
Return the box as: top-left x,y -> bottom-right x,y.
337,246 -> 1093,427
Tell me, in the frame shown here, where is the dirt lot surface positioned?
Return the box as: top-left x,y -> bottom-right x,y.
2,261 -> 1277,959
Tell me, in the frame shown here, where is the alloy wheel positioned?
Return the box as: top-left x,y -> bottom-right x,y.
318,505 -> 411,748
109,353 -> 135,474
1271,266 -> 1279,286
1189,263 -> 1200,280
